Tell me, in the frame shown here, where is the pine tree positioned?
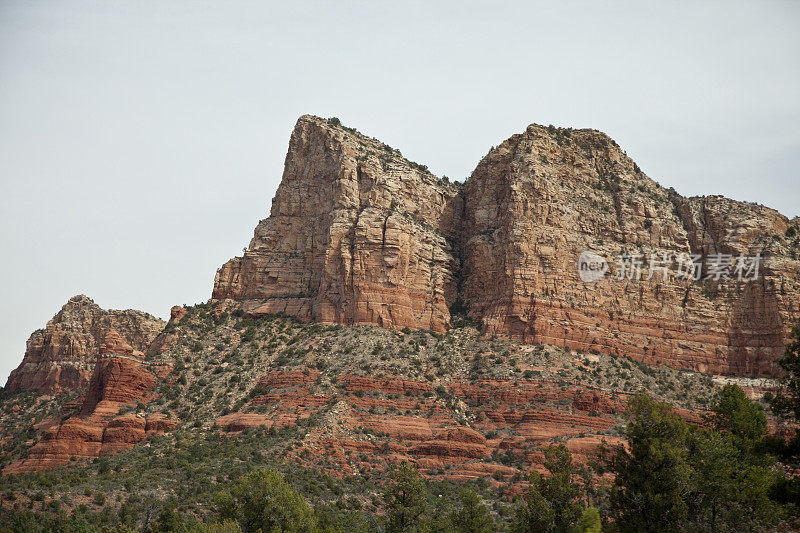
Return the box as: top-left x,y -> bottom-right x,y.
384,461 -> 428,533
513,444 -> 584,532
450,489 -> 494,533
215,469 -> 318,533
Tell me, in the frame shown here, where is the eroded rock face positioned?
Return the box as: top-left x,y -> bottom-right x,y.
673,196 -> 800,374
80,330 -> 162,416
212,115 -> 463,333
5,296 -> 165,393
462,125 -> 800,375
216,370 -> 628,481
3,330 -> 174,474
213,116 -> 799,375
2,411 -> 178,474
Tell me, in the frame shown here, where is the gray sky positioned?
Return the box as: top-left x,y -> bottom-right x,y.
1,1 -> 798,384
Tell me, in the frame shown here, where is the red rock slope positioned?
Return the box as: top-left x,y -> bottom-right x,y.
3,330 -> 176,474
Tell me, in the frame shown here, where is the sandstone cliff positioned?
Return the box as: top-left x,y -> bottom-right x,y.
462,125 -> 800,375
5,295 -> 165,393
3,330 -> 175,474
213,116 -> 800,376
213,115 -> 462,333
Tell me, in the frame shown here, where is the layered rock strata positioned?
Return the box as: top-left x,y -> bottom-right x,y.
212,115 -> 463,333
5,295 -> 165,393
3,330 -> 175,474
461,126 -> 800,375
214,116 -> 800,375
214,370 -> 628,482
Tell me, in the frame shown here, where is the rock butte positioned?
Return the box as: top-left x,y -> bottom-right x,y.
214,115 -> 800,376
213,115 -> 462,335
5,295 -> 165,394
3,114 -> 799,476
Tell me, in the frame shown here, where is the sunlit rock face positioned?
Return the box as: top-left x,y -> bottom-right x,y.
461,124 -> 800,375
214,117 -> 800,376
212,115 -> 463,334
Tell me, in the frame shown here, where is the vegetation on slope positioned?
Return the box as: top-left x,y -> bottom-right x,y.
0,304 -> 797,531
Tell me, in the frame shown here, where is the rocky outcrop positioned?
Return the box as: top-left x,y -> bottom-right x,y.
214,413 -> 270,432
80,330 -> 164,416
2,411 -> 178,474
213,116 -> 800,376
213,115 -> 462,333
5,295 -> 165,393
233,370 -> 627,481
461,125 -> 800,375
2,330 -> 174,474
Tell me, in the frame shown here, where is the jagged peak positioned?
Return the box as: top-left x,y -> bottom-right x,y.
290,115 -> 462,190
65,294 -> 98,307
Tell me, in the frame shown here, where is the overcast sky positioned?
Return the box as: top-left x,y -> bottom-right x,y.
1,1 -> 798,384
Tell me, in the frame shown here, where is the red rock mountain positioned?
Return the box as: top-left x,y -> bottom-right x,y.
462,125 -> 800,375
5,295 -> 165,393
214,116 -> 800,376
2,115 -> 798,477
213,115 -> 462,333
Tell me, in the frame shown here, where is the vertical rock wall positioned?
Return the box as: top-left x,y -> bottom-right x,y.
212,116 -> 800,376
212,115 -> 463,333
